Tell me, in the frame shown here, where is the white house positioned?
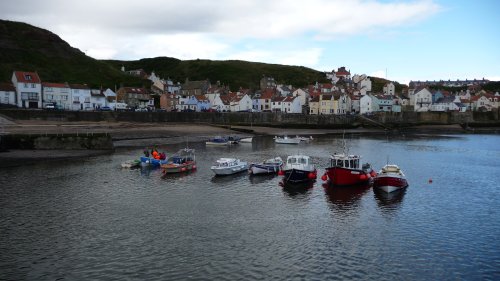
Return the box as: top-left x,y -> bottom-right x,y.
283,96 -> 302,113
413,88 -> 433,112
103,88 -> 117,108
471,95 -> 493,111
230,94 -> 252,112
12,71 -> 42,108
292,88 -> 309,111
383,82 -> 395,96
42,82 -> 71,110
0,83 -> 17,106
430,96 -> 459,112
70,84 -> 92,111
90,89 -> 107,109
276,85 -> 292,97
360,94 -> 377,114
335,93 -> 352,114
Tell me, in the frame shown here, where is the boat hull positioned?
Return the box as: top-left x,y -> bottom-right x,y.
373,175 -> 408,193
249,163 -> 281,175
162,161 -> 196,174
211,164 -> 248,176
283,168 -> 316,184
325,167 -> 373,187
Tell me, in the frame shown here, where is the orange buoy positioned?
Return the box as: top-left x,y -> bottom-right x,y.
278,170 -> 284,176
321,174 -> 328,181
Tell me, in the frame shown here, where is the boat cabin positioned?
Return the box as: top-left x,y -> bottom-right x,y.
286,155 -> 311,166
330,153 -> 360,169
214,158 -> 239,167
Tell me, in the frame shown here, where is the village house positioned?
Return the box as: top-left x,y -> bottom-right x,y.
413,88 -> 433,112
471,94 -> 494,112
42,82 -> 71,110
276,85 -> 292,97
181,78 -> 210,96
102,88 -> 117,109
0,82 -> 16,106
430,96 -> 460,112
69,84 -> 91,111
360,94 -> 378,114
260,76 -> 277,90
116,87 -> 151,109
160,93 -> 178,111
195,95 -> 211,111
177,95 -> 198,112
374,94 -> 394,112
253,88 -> 274,112
334,93 -> 351,114
383,82 -> 395,96
12,71 -> 42,108
350,94 -> 360,114
90,89 -> 107,109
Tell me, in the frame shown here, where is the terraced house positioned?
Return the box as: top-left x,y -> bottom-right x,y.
12,71 -> 42,108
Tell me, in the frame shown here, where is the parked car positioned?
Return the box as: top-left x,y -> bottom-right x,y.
44,104 -> 55,110
99,106 -> 111,111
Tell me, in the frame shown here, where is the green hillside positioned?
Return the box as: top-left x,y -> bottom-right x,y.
105,58 -> 330,91
0,20 -> 145,88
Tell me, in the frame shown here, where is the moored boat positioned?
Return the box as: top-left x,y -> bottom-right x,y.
161,148 -> 197,174
274,135 -> 301,144
322,153 -> 376,186
211,158 -> 248,176
239,137 -> 253,143
373,164 -> 408,193
249,157 -> 283,175
279,155 -> 317,184
206,136 -> 230,146
140,156 -> 168,167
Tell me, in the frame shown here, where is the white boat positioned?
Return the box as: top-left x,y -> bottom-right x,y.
295,135 -> 313,142
373,164 -> 409,193
274,135 -> 301,144
280,155 -> 317,184
211,158 -> 248,175
239,137 -> 253,143
249,157 -> 283,175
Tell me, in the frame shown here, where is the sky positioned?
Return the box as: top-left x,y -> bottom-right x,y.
1,0 -> 499,85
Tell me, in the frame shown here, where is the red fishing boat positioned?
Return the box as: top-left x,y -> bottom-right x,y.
322,153 -> 376,186
373,164 -> 408,193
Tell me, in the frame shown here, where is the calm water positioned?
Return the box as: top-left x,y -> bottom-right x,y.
1,134 -> 499,280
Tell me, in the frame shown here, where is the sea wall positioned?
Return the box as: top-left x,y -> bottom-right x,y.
0,133 -> 114,150
0,109 -> 499,128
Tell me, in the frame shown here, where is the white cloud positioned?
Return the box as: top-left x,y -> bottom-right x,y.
0,0 -> 444,82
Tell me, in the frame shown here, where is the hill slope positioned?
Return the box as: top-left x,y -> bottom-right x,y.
0,20 -> 144,88
104,57 -> 329,90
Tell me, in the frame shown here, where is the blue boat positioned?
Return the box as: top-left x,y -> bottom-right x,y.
140,156 -> 168,167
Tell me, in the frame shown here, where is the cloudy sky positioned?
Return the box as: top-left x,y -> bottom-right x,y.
1,0 -> 499,85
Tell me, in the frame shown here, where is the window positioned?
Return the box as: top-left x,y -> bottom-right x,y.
31,84 -> 35,88
24,74 -> 32,80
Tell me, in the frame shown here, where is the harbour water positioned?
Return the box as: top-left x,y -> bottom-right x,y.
1,134 -> 499,280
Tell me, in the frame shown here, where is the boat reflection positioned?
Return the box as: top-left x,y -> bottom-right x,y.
373,187 -> 407,214
280,180 -> 314,197
248,173 -> 278,185
323,183 -> 371,212
210,172 -> 247,183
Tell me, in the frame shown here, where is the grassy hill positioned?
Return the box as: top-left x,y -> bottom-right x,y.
0,20 -> 145,88
105,58 -> 330,91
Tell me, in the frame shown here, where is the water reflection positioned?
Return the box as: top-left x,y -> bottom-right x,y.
323,183 -> 371,212
248,173 -> 278,184
373,187 -> 407,214
210,172 -> 248,183
280,180 -> 314,197
160,169 -> 197,180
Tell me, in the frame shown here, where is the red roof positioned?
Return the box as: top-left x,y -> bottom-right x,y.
13,71 -> 41,83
